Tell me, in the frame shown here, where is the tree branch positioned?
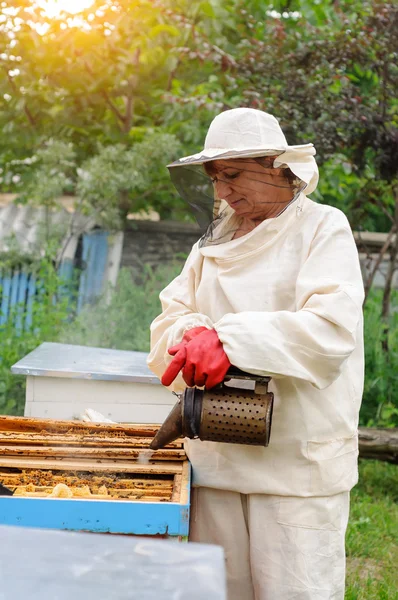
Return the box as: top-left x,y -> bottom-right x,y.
83,60 -> 125,128
363,224 -> 396,303
358,427 -> 398,464
139,185 -> 169,200
101,89 -> 125,127
371,196 -> 395,226
122,50 -> 140,134
165,2 -> 203,92
281,1 -> 293,11
381,185 -> 398,322
123,93 -> 134,134
3,66 -> 36,127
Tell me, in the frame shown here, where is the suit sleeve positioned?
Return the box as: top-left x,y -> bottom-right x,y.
147,242 -> 213,392
214,211 -> 364,389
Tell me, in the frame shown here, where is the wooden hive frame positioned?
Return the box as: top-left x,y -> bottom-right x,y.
0,416 -> 190,538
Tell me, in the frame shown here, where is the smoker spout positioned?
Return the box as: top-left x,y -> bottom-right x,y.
150,401 -> 183,450
0,483 -> 13,496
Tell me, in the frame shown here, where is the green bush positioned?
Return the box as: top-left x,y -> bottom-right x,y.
60,263 -> 182,352
361,290 -> 398,427
0,260 -> 182,415
0,257 -> 72,415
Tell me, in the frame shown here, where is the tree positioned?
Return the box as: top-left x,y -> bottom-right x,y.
168,0 -> 398,309
1,1 -> 397,236
0,0 -> 217,221
0,1 -> 181,145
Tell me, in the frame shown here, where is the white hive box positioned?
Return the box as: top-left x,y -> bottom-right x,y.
12,342 -> 175,423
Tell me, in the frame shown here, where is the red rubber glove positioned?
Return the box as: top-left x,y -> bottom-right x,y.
179,326 -> 209,344
160,327 -> 208,387
161,328 -> 231,389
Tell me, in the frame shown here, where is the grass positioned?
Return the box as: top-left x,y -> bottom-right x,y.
345,460 -> 398,599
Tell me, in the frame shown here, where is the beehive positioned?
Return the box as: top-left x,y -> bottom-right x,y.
0,416 -> 190,538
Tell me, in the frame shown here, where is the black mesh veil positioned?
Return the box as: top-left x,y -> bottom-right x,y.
168,164 -> 215,230
168,156 -> 306,247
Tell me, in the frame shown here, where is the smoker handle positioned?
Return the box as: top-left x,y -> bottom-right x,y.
226,366 -> 250,377
225,366 -> 271,381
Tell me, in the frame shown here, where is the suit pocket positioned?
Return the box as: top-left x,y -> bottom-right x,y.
276,493 -> 349,562
307,434 -> 358,495
277,495 -> 343,531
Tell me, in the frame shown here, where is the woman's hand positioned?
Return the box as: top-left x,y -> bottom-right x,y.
159,326 -> 208,386
161,328 -> 231,389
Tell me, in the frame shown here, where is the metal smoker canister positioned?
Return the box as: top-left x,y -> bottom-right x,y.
150,368 -> 274,450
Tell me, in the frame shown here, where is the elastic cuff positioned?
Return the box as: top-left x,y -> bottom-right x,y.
167,313 -> 214,349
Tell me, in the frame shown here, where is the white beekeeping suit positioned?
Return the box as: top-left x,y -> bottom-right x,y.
147,108 -> 364,600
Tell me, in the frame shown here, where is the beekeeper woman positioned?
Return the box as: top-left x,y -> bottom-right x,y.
147,108 -> 364,600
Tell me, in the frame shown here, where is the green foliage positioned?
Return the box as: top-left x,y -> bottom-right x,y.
1,1 -> 397,231
354,459 -> 397,502
0,1 -> 186,147
0,0 -> 204,223
0,243 -> 36,271
361,290 -> 398,427
0,256 -> 72,415
16,140 -> 76,207
60,262 -> 182,352
76,132 -> 183,226
170,0 -> 398,231
314,153 -> 396,233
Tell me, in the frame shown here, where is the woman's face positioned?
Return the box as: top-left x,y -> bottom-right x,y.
207,157 -> 293,219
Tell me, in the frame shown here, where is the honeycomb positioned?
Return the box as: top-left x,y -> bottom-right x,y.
0,468 -> 174,502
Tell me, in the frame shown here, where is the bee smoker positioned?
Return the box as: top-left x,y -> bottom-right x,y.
150,367 -> 274,450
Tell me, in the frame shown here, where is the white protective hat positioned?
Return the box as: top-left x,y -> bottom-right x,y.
168,108 -> 319,195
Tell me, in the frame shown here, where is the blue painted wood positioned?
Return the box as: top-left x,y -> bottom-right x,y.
76,235 -> 90,314
15,270 -> 28,334
0,272 -> 11,325
0,270 -> 30,332
1,229 -> 109,329
0,497 -> 190,536
58,259 -> 74,283
90,231 -> 109,299
58,259 -> 74,304
10,270 -> 19,309
82,235 -> 95,306
25,273 -> 36,331
77,231 -> 109,313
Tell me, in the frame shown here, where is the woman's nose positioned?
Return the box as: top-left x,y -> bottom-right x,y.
215,179 -> 233,198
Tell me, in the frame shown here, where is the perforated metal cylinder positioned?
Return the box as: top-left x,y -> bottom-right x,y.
199,387 -> 274,446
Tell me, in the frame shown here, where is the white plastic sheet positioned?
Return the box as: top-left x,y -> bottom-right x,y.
0,526 -> 226,600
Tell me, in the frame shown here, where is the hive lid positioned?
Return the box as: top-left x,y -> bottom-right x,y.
11,342 -> 160,384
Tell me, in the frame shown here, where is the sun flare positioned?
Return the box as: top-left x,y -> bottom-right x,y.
37,0 -> 95,18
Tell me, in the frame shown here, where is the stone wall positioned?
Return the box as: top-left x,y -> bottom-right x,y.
121,220 -> 201,275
